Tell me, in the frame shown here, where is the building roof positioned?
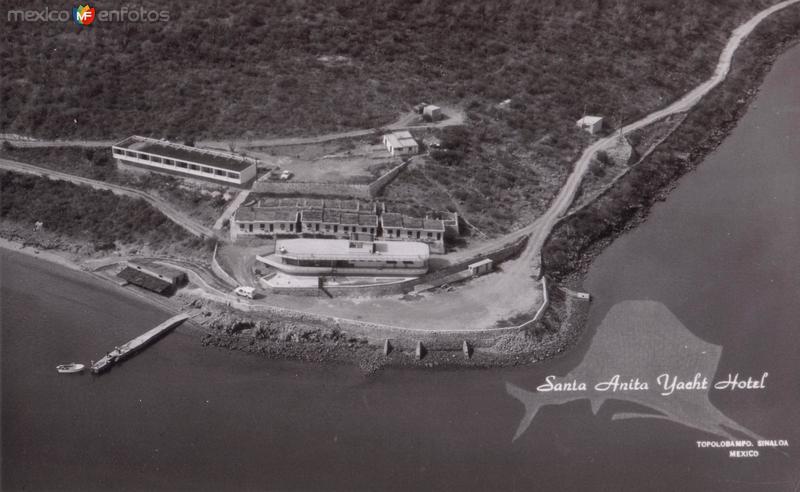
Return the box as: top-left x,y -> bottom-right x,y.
275,239 -> 429,261
384,131 -> 418,149
236,207 -> 298,222
423,219 -> 445,231
322,210 -> 340,224
423,105 -> 441,112
340,212 -> 359,226
358,214 -> 378,226
301,209 -> 324,222
113,136 -> 256,172
577,115 -> 603,125
117,267 -> 173,294
381,213 -> 404,228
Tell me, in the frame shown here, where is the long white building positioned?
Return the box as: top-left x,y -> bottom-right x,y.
112,136 -> 258,186
257,239 -> 429,276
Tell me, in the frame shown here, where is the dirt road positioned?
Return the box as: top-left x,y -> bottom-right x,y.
1,108 -> 466,151
0,158 -> 215,238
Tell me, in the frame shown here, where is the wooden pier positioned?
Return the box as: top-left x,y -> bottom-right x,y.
91,313 -> 190,374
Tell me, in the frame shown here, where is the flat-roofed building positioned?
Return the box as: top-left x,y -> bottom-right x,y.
112,136 -> 258,186
576,115 -> 604,135
257,239 -> 429,276
382,131 -> 418,156
423,105 -> 442,121
231,207 -> 299,239
380,213 -> 445,253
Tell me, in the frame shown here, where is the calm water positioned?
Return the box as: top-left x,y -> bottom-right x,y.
3,45 -> 800,492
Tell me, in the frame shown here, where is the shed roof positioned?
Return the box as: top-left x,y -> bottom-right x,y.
117,267 -> 173,294
301,209 -> 324,222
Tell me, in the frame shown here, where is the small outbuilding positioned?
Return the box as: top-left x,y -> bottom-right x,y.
577,115 -> 604,135
118,262 -> 187,295
382,131 -> 419,157
468,258 -> 493,277
423,105 -> 442,122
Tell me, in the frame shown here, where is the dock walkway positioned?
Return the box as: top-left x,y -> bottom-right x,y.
91,313 -> 189,374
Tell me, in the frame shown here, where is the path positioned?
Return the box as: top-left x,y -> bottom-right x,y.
1,108 -> 466,151
213,190 -> 250,231
515,0 -> 800,269
0,158 -> 215,239
4,0 -> 798,332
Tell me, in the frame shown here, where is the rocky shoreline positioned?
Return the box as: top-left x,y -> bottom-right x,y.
191,288 -> 590,374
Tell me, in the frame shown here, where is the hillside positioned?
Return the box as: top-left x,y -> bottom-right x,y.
0,0 -> 784,234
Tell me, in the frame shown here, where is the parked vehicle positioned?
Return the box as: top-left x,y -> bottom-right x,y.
279,170 -> 292,180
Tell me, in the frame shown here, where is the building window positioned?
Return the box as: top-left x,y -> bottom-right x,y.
239,224 -> 246,230
325,225 -> 330,231
260,223 -> 265,229
164,159 -> 174,166
370,228 -> 375,234
202,167 -> 212,174
214,169 -> 224,176
362,227 -> 367,233
139,153 -> 150,160
315,224 -> 320,232
416,231 -> 421,239
269,224 -> 274,232
289,224 -> 294,232
151,156 -> 162,164
126,151 -> 136,157
334,225 -> 338,233
407,231 -> 412,238
343,226 -> 349,232
436,233 -> 441,240
113,148 -> 122,155
228,172 -> 239,179
427,232 -> 433,238
177,161 -> 188,168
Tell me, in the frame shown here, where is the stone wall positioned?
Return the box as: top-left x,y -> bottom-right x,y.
251,181 -> 372,199
250,157 -> 411,199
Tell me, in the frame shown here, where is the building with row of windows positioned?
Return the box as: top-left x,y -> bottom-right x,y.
112,136 -> 258,186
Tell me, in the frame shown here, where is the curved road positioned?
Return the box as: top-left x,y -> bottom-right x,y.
3,0 -> 798,332
0,109 -> 466,151
0,158 -> 215,238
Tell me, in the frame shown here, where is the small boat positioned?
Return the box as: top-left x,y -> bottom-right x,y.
56,363 -> 85,374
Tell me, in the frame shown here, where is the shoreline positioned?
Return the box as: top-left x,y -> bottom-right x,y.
543,26 -> 800,287
0,238 -> 588,372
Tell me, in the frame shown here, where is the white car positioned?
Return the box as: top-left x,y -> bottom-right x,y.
279,170 -> 292,180
233,286 -> 255,299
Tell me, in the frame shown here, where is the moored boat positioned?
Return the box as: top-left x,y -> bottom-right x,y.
56,363 -> 85,374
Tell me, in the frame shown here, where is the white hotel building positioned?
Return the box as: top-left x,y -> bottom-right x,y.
112,136 -> 258,186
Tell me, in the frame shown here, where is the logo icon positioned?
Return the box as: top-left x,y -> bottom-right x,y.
73,4 -> 95,25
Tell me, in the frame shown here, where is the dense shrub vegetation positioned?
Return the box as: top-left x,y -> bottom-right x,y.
542,10 -> 800,280
0,0 -> 787,234
0,172 -> 193,250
